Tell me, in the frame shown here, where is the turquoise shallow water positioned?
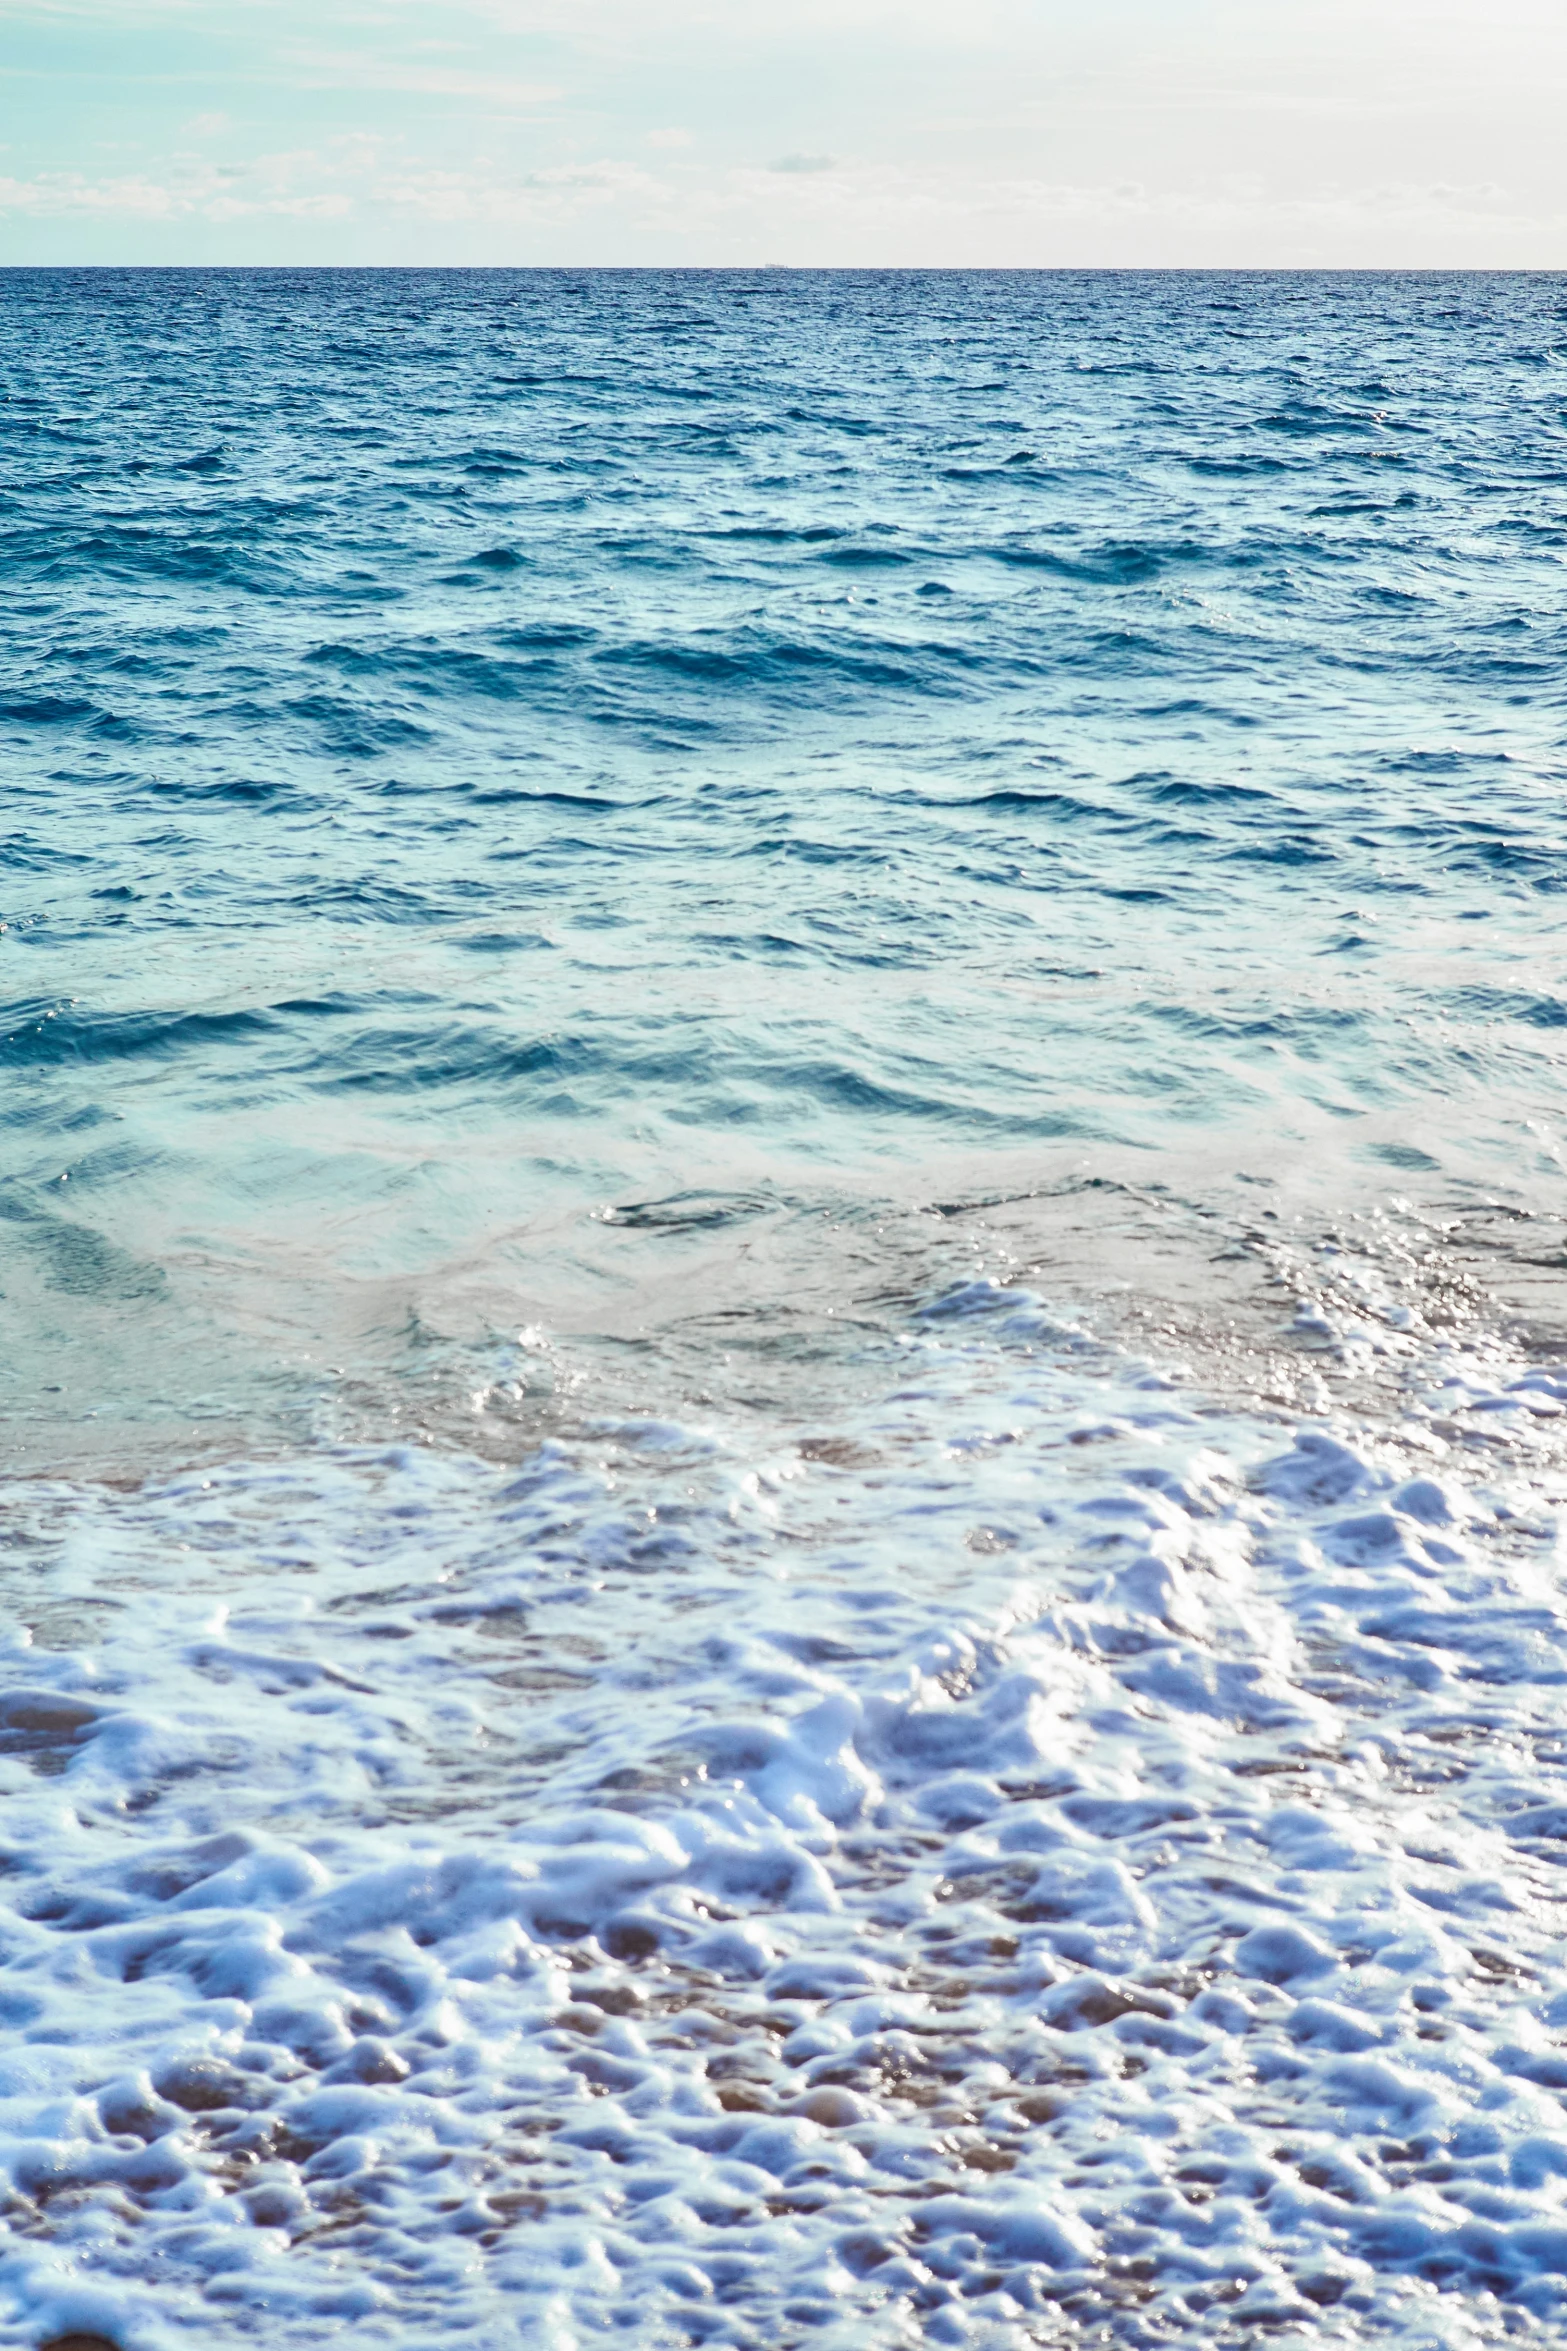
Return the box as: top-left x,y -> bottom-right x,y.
4,269 -> 1567,1446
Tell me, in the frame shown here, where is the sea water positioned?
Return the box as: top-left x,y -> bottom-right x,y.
4,269 -> 1567,2347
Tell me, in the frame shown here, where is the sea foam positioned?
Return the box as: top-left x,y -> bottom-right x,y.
5,1288 -> 1567,2346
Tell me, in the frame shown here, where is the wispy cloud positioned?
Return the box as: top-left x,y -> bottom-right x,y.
282,53 -> 565,106
0,145 -> 673,228
0,168 -> 353,220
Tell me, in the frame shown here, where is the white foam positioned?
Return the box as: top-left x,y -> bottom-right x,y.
5,1296 -> 1567,2345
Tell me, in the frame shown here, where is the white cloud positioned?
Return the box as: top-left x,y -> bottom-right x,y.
0,172 -> 182,216
376,157 -> 674,223
5,0 -> 1567,261
6,138 -> 1550,268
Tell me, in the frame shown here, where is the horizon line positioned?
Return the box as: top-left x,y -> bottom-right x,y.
3,260 -> 1564,276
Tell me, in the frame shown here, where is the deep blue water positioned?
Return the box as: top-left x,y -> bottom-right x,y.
4,268 -> 1567,1445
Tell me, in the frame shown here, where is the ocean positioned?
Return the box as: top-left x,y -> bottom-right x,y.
4,266 -> 1567,2348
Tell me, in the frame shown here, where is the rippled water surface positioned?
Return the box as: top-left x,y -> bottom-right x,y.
5,272 -> 1567,2350
5,268 -> 1567,1439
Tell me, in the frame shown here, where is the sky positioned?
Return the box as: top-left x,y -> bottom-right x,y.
1,0 -> 1565,267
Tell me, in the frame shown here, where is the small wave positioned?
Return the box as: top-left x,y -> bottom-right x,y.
464,786 -> 621,810
816,543 -> 912,568
0,693 -> 98,725
603,1191 -> 779,1231
0,1192 -> 166,1298
702,522 -> 850,545
0,1001 -> 275,1069
33,525 -> 283,591
594,631 -> 974,696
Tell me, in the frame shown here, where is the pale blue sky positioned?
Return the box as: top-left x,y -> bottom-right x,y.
3,0 -> 1564,266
